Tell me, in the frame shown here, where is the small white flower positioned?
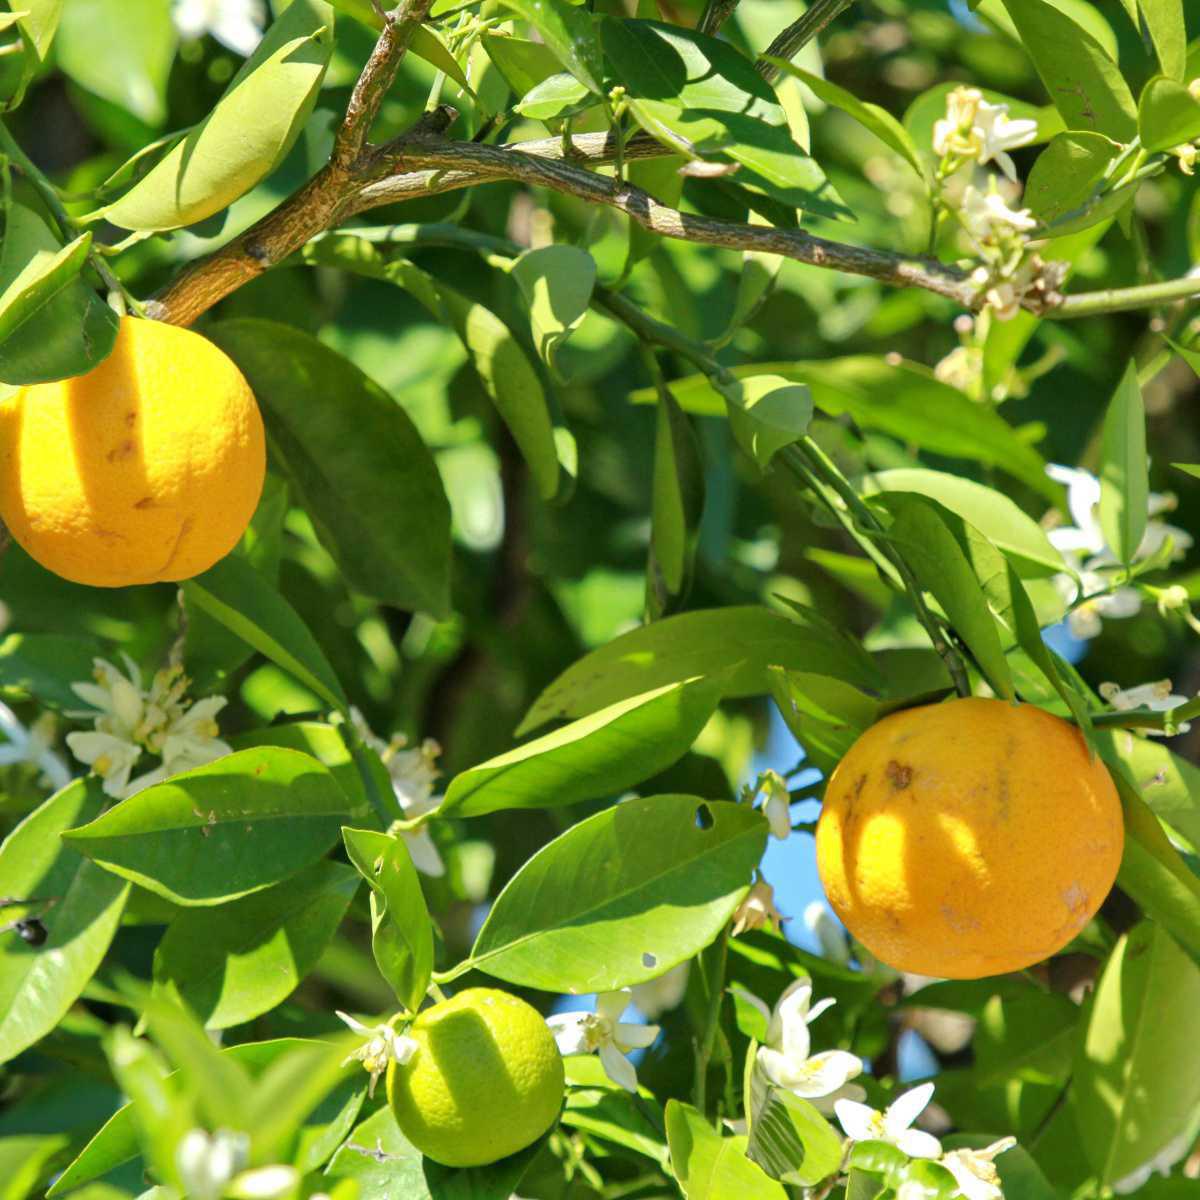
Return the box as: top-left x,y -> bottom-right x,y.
933,87 -> 1036,180
1173,143 -> 1198,175
336,1011 -> 418,1098
227,1165 -> 300,1200
760,773 -> 792,840
962,185 -> 1037,242
64,730 -> 145,798
71,656 -> 148,740
835,1082 -> 942,1158
941,1138 -> 1016,1200
172,0 -> 266,56
933,87 -> 984,160
0,704 -> 71,791
176,1128 -> 249,1200
973,101 -> 1038,180
161,695 -> 232,774
731,880 -> 786,937
804,901 -> 851,965
548,990 -> 660,1093
742,979 -> 864,1111
1100,680 -> 1191,736
630,962 -> 690,1020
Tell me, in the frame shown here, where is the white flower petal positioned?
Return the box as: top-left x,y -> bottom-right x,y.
895,1128 -> 942,1159
596,990 -> 632,1024
834,1098 -> 879,1142
614,1021 -> 660,1052
885,1082 -> 935,1133
547,1013 -> 592,1056
790,1050 -> 864,1098
598,1041 -> 639,1093
402,828 -> 444,877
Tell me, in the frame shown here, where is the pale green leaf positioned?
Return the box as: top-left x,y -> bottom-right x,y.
1098,360 -> 1148,566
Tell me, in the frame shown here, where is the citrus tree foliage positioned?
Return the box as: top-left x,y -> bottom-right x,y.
1,0 -> 1200,1198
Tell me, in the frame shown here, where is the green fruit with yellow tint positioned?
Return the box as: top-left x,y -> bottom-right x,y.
387,987 -> 565,1167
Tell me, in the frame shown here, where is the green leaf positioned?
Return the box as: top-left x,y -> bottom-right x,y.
877,493 -> 1015,700
765,60 -> 925,179
513,71 -> 595,120
0,780 -> 129,1066
1099,728 -> 1200,851
441,677 -> 721,818
510,244 -> 596,371
1138,75 -> 1200,152
342,828 -> 434,1013
460,795 -> 767,992
745,1086 -> 843,1187
15,0 -> 62,59
151,860 -> 359,1028
502,0 -> 604,93
972,991 -> 1078,1087
63,747 -> 358,905
721,375 -> 813,469
98,0 -> 334,230
0,1134 -> 71,1200
1024,132 -> 1122,230
562,1077 -> 669,1164
1116,778 -> 1200,968
999,0 -> 1137,140
863,469 -> 1066,576
481,31 -> 564,95
1139,0 -> 1187,79
56,0 -> 176,125
942,1138 -> 1060,1200
183,553 -> 349,713
519,604 -> 880,733
1074,922 -> 1200,1185
206,318 -> 453,614
0,631 -> 102,710
647,383 -> 704,618
630,357 -> 1058,502
1098,361 -> 1148,566
600,18 -> 852,220
302,239 -> 567,505
0,199 -> 119,386
666,1100 -> 786,1200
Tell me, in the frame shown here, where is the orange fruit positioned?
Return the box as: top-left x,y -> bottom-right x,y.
387,988 -> 564,1167
0,316 -> 264,587
816,698 -> 1123,978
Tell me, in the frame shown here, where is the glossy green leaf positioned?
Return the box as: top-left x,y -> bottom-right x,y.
766,60 -> 924,178
0,1134 -> 70,1200
722,375 -> 813,469
972,991 -> 1078,1087
1099,728 -> 1200,850
745,1086 -> 843,1187
480,31 -> 564,95
1139,0 -> 1187,79
0,780 -> 129,1066
864,469 -> 1066,576
1098,361 -> 1148,566
502,0 -> 604,93
1074,922 -> 1200,1184
878,493 -> 1015,700
1024,131 -> 1122,229
56,0 -> 176,125
99,0 -> 334,230
510,244 -> 596,371
461,795 -> 767,991
63,747 -> 355,905
183,553 -> 349,713
301,238 -> 565,504
520,604 -> 880,733
666,1099 -> 786,1199
630,357 -> 1057,502
342,827 -> 433,1012
1138,75 -> 1200,152
647,383 -> 704,617
0,200 -> 119,386
441,677 -> 721,817
562,1068 -> 669,1163
0,631 -> 102,710
602,18 -> 850,220
206,318 -> 453,614
513,71 -> 594,120
151,860 -> 358,1028
15,0 -> 62,59
1000,0 -> 1137,139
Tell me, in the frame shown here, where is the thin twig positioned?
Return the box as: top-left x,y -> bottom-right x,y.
699,0 -> 741,35
757,0 -> 853,81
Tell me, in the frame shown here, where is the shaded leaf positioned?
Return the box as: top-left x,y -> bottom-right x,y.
721,375 -> 813,469
1138,74 -> 1200,152
510,244 -> 596,370
502,0 -> 604,93
666,1099 -> 786,1199
1098,361 -> 1148,566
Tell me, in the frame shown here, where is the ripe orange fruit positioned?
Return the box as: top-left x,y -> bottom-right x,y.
0,316 -> 264,587
816,698 -> 1123,978
387,988 -> 564,1167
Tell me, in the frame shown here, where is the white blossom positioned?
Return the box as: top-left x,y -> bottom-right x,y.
0,704 -> 71,791
336,1011 -> 418,1098
742,979 -> 864,1112
227,1165 -> 300,1200
835,1082 -> 942,1158
731,880 -> 786,937
962,185 -> 1037,242
548,990 -> 660,1093
172,0 -> 265,56
804,901 -> 851,965
350,709 -> 445,876
160,695 -> 232,774
630,962 -> 690,1020
932,87 -> 1036,180
176,1128 -> 249,1200
942,1138 -> 1016,1200
1099,680 -> 1191,736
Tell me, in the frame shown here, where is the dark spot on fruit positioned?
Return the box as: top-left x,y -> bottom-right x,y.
107,439 -> 136,462
125,410 -> 137,428
886,761 -> 913,790
134,496 -> 156,509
